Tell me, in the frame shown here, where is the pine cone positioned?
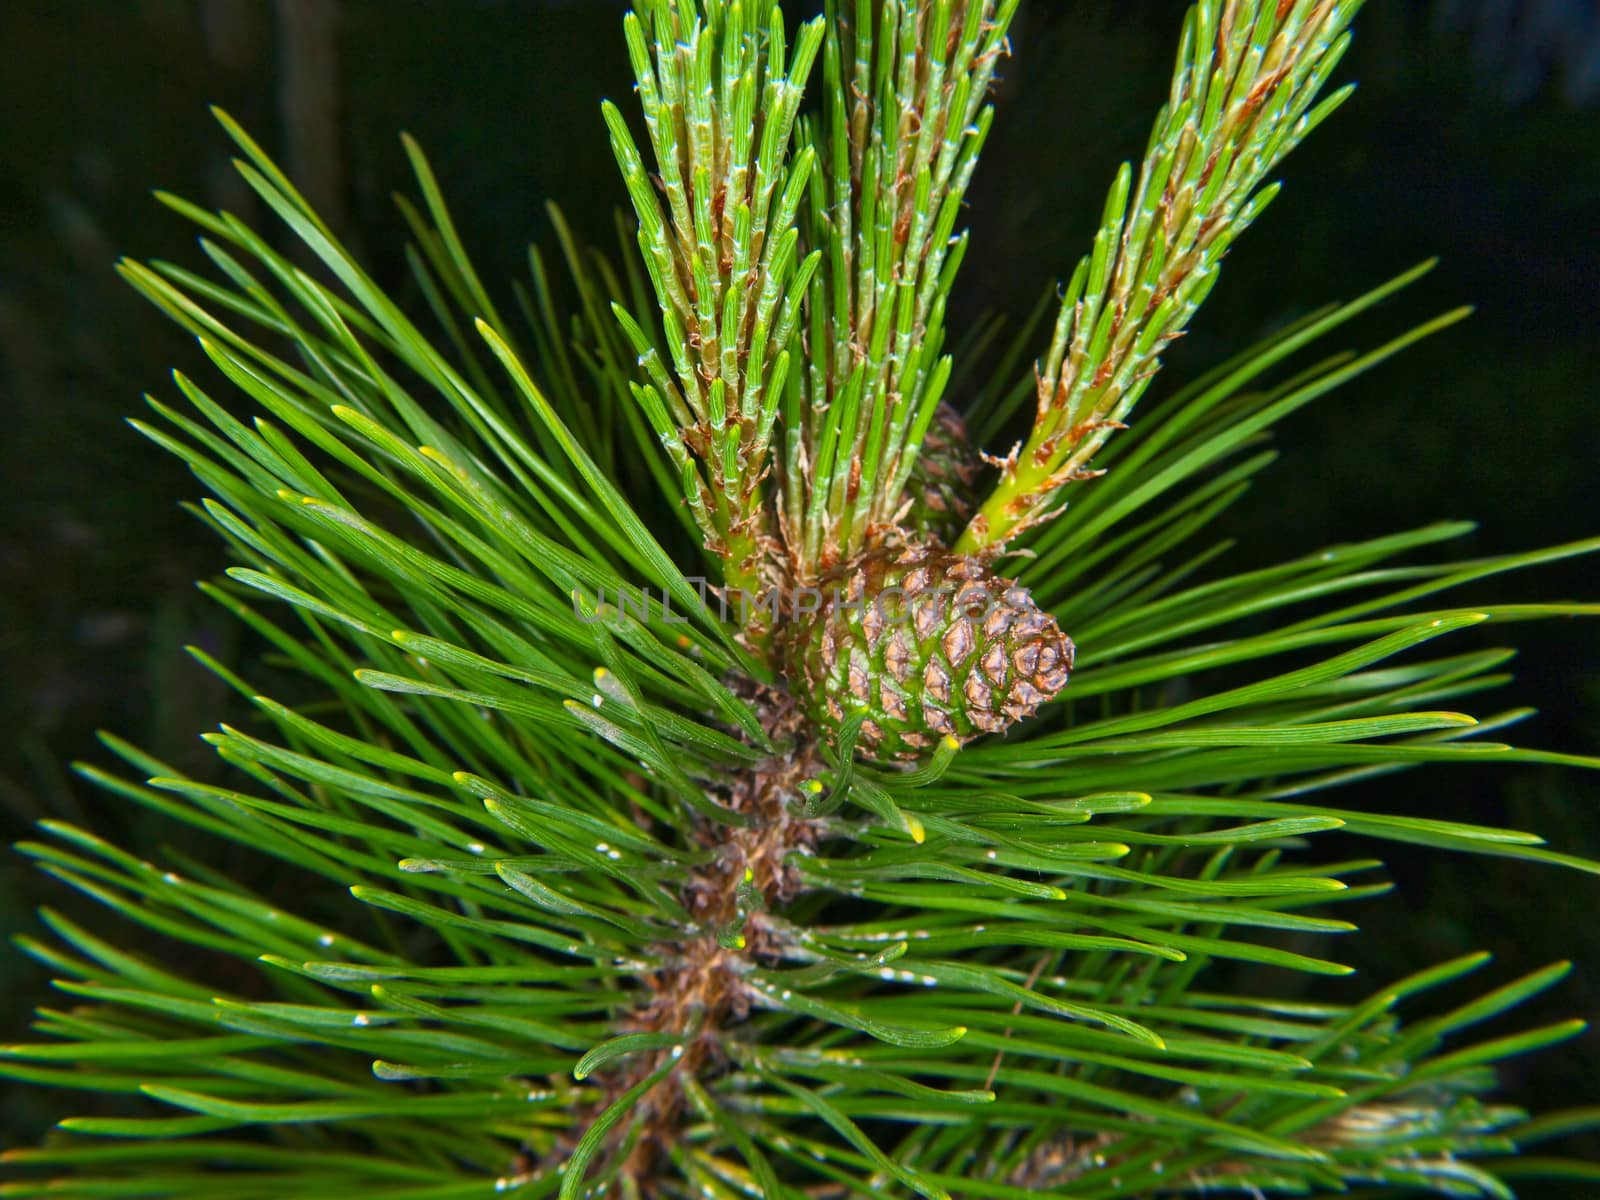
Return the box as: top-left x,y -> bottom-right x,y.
903,403 -> 983,545
786,549 -> 1075,762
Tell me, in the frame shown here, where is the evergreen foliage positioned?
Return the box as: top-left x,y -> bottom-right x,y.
4,2 -> 1598,1197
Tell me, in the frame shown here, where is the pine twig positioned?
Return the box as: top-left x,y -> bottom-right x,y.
958,0 -> 1365,555
605,1 -> 825,618
789,0 -> 1020,577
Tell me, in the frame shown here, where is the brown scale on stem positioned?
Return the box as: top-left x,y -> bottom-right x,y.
570,686 -> 826,1196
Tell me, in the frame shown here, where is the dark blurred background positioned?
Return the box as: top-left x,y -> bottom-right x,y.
2,0 -> 1597,1186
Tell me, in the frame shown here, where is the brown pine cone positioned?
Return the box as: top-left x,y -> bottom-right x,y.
785,548 -> 1074,763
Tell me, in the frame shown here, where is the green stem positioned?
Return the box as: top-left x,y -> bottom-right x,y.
953,445 -> 1052,556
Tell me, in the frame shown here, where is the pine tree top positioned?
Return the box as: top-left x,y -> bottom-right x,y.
4,3 -> 1598,1198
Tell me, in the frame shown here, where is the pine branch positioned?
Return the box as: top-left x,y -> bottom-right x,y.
787,0 -> 1019,575
605,1 -> 825,614
5,5 -> 1600,1200
958,0 -> 1365,554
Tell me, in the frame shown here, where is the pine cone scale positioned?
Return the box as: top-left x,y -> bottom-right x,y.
903,403 -> 985,546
